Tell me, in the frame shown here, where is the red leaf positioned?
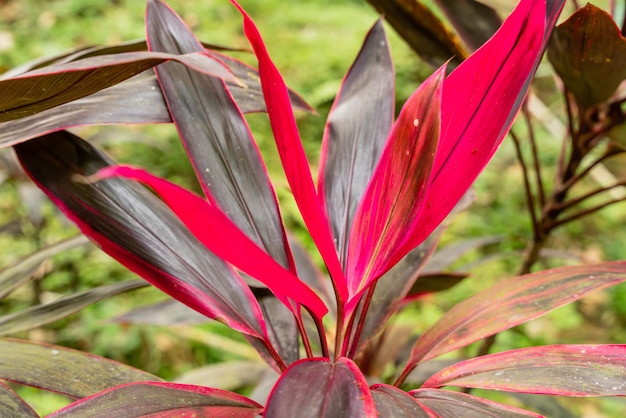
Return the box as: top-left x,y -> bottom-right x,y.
229,0 -> 347,304
402,261 -> 626,372
422,345 -> 626,397
400,0 -> 550,254
410,389 -> 541,417
265,357 -> 376,418
48,381 -> 262,417
345,66 -> 444,303
97,165 -> 328,319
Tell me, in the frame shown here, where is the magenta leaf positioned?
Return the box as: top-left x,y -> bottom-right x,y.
265,357 -> 376,418
345,65 -> 445,302
0,50 -> 235,123
411,389 -> 542,417
401,0 -> 563,255
0,381 -> 38,418
422,345 -> 626,397
370,384 -> 435,418
48,382 -> 262,418
230,0 -> 347,304
0,338 -> 161,399
97,165 -> 328,319
14,131 -> 268,339
403,261 -> 626,371
318,19 -> 394,264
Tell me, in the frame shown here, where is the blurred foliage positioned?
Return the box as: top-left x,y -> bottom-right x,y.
0,0 -> 625,416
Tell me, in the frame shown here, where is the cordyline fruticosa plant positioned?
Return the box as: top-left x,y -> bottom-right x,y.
2,0 -> 626,416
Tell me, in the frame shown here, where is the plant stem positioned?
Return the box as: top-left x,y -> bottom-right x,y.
346,285 -> 376,359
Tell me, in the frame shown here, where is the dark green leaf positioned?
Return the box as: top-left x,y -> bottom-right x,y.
0,280 -> 147,336
0,338 -> 161,398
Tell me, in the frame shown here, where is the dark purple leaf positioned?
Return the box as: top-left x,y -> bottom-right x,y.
0,234 -> 89,300
0,381 -> 39,418
14,131 -> 268,339
0,280 -> 147,336
371,384 -> 435,417
411,389 -> 541,417
48,382 -> 262,418
264,357 -> 377,418
421,235 -> 501,274
0,338 -> 161,399
403,261 -> 626,371
318,19 -> 394,263
434,0 -> 501,51
423,344 -> 626,396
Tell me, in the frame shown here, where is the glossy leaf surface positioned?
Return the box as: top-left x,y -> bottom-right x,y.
146,0 -> 293,272
0,338 -> 161,398
402,0 -> 556,254
423,345 -> 626,396
0,234 -> 89,300
370,384 -> 433,418
411,389 -> 541,417
0,280 -> 146,336
97,165 -> 327,318
49,382 -> 262,418
265,357 -> 376,418
318,19 -> 394,264
405,261 -> 626,368
14,131 -> 268,338
230,0 -> 347,304
0,381 -> 38,418
0,51 -> 234,122
346,66 -> 444,301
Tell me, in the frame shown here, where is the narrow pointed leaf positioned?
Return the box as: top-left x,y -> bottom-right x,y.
230,0 -> 347,303
0,51 -> 235,123
0,280 -> 146,336
411,389 -> 541,418
97,165 -> 328,318
0,381 -> 39,418
0,234 -> 89,300
404,261 -> 626,368
346,66 -> 444,301
370,384 -> 434,418
318,19 -> 394,263
264,357 -> 376,418
403,0 -> 562,253
0,338 -> 161,398
0,64 -> 312,148
14,131 -> 268,339
146,0 -> 293,274
48,382 -> 262,418
423,345 -> 626,397
434,0 -> 501,51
